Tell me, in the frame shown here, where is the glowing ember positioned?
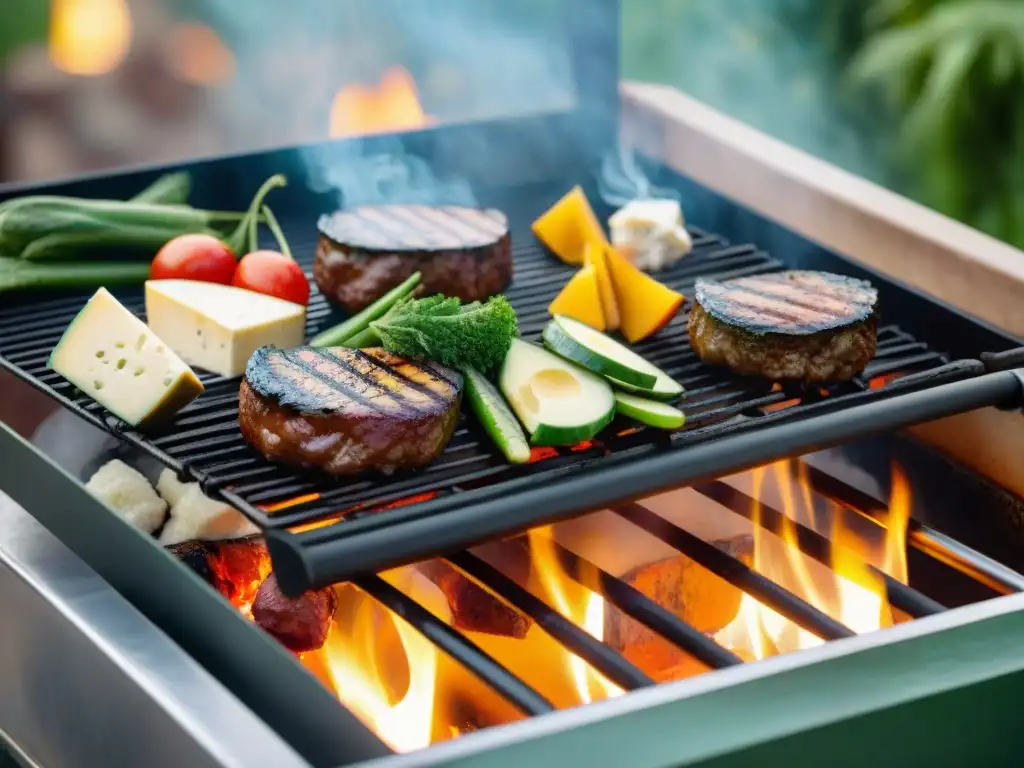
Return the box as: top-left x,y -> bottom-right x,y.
330,66 -> 433,138
716,460 -> 910,658
50,0 -> 132,76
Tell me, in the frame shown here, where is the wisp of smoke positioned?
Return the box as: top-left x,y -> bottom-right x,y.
301,137 -> 477,209
598,144 -> 681,208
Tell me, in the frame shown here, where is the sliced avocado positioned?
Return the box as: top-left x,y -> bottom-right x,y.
500,338 -> 615,446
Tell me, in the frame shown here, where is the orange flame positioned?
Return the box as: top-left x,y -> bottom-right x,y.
716,460 -> 910,659
49,0 -> 132,76
527,526 -> 623,703
314,569 -> 448,752
330,66 -> 433,138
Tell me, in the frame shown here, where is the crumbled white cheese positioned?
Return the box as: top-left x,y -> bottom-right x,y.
609,199 -> 693,271
85,459 -> 167,534
156,469 -> 259,545
155,468 -> 191,508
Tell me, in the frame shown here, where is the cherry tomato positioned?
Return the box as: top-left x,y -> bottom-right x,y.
151,234 -> 236,284
231,250 -> 310,306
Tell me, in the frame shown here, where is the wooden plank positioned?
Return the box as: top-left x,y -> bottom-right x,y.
620,82 -> 1024,497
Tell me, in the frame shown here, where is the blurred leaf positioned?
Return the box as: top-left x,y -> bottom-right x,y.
0,0 -> 49,63
902,33 -> 980,143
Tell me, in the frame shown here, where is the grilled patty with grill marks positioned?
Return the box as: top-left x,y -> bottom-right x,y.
238,345 -> 463,476
688,270 -> 878,382
314,204 -> 512,313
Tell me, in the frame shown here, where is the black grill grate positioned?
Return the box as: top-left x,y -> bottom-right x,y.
1,205 -> 1020,593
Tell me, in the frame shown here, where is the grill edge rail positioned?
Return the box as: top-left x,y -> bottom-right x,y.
273,367 -> 1023,592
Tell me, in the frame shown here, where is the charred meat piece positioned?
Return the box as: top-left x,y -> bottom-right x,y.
239,345 -> 463,476
166,537 -> 271,608
314,205 -> 512,313
419,560 -> 531,639
252,574 -> 338,652
688,270 -> 878,382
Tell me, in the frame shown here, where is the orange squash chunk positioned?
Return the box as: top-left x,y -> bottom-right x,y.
605,245 -> 684,342
583,241 -> 620,330
548,263 -> 605,331
532,186 -> 609,265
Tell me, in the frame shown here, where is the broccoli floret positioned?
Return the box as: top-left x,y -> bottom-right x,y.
370,294 -> 518,372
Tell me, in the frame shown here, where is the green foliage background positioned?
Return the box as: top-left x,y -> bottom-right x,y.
622,0 -> 1024,248
5,0 -> 1021,247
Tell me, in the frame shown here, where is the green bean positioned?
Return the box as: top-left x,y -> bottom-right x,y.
130,172 -> 192,205
309,272 -> 422,348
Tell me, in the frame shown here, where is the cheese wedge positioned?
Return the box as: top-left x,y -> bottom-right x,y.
584,242 -> 620,330
49,288 -> 204,427
145,280 -> 306,378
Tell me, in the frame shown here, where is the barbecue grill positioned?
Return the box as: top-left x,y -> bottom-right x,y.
3,1 -> 1024,766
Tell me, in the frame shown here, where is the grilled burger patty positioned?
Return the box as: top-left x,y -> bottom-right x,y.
688,270 -> 878,382
314,204 -> 512,312
238,345 -> 463,476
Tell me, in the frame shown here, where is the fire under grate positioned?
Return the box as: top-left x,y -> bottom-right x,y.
307,458 -> 1023,721
1,202 -> 1022,594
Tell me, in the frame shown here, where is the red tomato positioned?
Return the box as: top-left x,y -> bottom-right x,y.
232,250 -> 310,306
151,234 -> 236,284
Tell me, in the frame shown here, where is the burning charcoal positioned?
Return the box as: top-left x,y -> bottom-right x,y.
252,574 -> 338,653
420,557 -> 531,639
604,536 -> 752,677
166,536 -> 271,609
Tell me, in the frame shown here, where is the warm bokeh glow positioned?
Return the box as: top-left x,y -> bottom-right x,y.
49,0 -> 133,76
330,66 -> 433,138
166,22 -> 235,86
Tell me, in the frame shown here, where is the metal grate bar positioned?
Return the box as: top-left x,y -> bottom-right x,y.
547,539 -> 744,670
613,501 -> 856,641
352,574 -> 555,716
797,463 -> 1024,595
691,481 -> 945,617
446,552 -> 656,691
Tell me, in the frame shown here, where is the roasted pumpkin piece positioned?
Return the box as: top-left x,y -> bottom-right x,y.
548,263 -> 606,331
532,186 -> 608,266
605,245 -> 684,342
584,241 -> 620,331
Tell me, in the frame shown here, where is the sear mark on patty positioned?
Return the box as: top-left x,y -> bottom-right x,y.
694,270 -> 878,336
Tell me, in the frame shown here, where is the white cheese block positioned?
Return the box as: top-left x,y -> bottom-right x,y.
157,481 -> 259,546
86,459 -> 167,534
609,198 -> 693,272
48,288 -> 204,427
145,280 -> 306,378
609,199 -> 684,231
155,467 -> 192,507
